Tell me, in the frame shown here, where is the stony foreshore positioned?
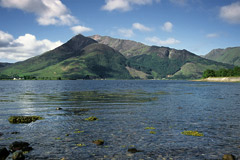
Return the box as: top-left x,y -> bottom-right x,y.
194,77 -> 240,82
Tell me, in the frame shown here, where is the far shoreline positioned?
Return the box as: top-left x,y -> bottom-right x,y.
193,77 -> 240,83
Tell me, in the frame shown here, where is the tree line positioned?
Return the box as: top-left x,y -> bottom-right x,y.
202,66 -> 240,78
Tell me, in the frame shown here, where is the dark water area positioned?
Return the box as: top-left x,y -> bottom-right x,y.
0,80 -> 240,160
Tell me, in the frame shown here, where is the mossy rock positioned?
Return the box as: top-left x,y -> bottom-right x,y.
144,127 -> 156,130
84,116 -> 98,121
149,131 -> 156,134
92,139 -> 104,145
181,130 -> 204,137
8,116 -> 44,124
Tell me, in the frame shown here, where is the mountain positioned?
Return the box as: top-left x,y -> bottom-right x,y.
0,34 -> 234,80
0,62 -> 12,68
205,47 -> 240,66
90,35 -> 150,58
0,34 -> 131,80
92,35 -> 233,79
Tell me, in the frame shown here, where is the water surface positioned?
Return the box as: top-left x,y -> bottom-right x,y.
0,80 -> 240,159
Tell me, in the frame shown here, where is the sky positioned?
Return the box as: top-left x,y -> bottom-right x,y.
0,0 -> 240,63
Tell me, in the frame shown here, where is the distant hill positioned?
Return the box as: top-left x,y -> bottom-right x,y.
0,34 -> 234,80
205,47 -> 240,66
0,62 -> 12,68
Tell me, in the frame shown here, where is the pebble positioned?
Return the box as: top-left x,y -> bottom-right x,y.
222,154 -> 236,160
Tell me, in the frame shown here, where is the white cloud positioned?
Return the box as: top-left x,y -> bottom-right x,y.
146,36 -> 180,46
118,28 -> 134,38
71,26 -> 93,34
0,30 -> 14,47
0,0 -> 78,26
206,33 -> 219,38
169,0 -> 187,6
161,22 -> 173,32
132,23 -> 152,32
0,30 -> 63,62
102,0 -> 160,12
220,2 -> 240,24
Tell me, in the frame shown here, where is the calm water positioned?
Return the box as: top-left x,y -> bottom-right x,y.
0,80 -> 240,160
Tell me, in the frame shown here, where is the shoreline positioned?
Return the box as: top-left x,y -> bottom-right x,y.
194,77 -> 240,82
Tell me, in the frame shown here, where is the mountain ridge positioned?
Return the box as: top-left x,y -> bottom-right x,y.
205,47 -> 240,66
0,34 -> 234,80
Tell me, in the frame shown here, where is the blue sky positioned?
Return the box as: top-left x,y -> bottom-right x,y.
0,0 -> 240,62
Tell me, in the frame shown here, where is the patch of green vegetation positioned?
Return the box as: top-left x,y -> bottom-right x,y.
149,131 -> 156,134
76,143 -> 86,147
144,127 -> 156,130
8,116 -> 44,124
202,66 -> 240,78
181,130 -> 204,137
74,131 -> 84,134
85,116 -> 98,121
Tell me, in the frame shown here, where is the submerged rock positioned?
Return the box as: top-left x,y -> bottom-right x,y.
84,116 -> 98,121
8,116 -> 44,124
12,151 -> 25,160
92,139 -> 104,145
0,132 -> 3,137
0,147 -> 10,160
9,141 -> 33,152
222,154 -> 236,160
127,148 -> 143,153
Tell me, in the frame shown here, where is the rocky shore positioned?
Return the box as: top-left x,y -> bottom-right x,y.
195,77 -> 240,82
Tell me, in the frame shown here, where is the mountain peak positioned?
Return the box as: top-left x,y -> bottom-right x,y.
63,34 -> 97,52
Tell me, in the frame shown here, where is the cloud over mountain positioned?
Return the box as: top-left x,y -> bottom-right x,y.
132,23 -> 152,32
220,2 -> 240,24
0,30 -> 62,62
161,22 -> 173,32
0,0 -> 78,26
146,36 -> 180,45
71,26 -> 93,34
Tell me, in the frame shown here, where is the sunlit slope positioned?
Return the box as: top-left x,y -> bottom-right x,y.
205,47 -> 240,66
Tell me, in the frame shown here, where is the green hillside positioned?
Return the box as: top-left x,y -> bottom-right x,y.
205,47 -> 240,66
0,35 -> 131,80
0,63 -> 12,68
126,46 -> 232,79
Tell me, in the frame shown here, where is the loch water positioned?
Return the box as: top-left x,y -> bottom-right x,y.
0,80 -> 240,160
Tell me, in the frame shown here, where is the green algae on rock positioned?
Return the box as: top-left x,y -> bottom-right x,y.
84,116 -> 98,121
8,116 -> 44,124
144,127 -> 156,130
149,131 -> 156,134
181,130 -> 204,137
